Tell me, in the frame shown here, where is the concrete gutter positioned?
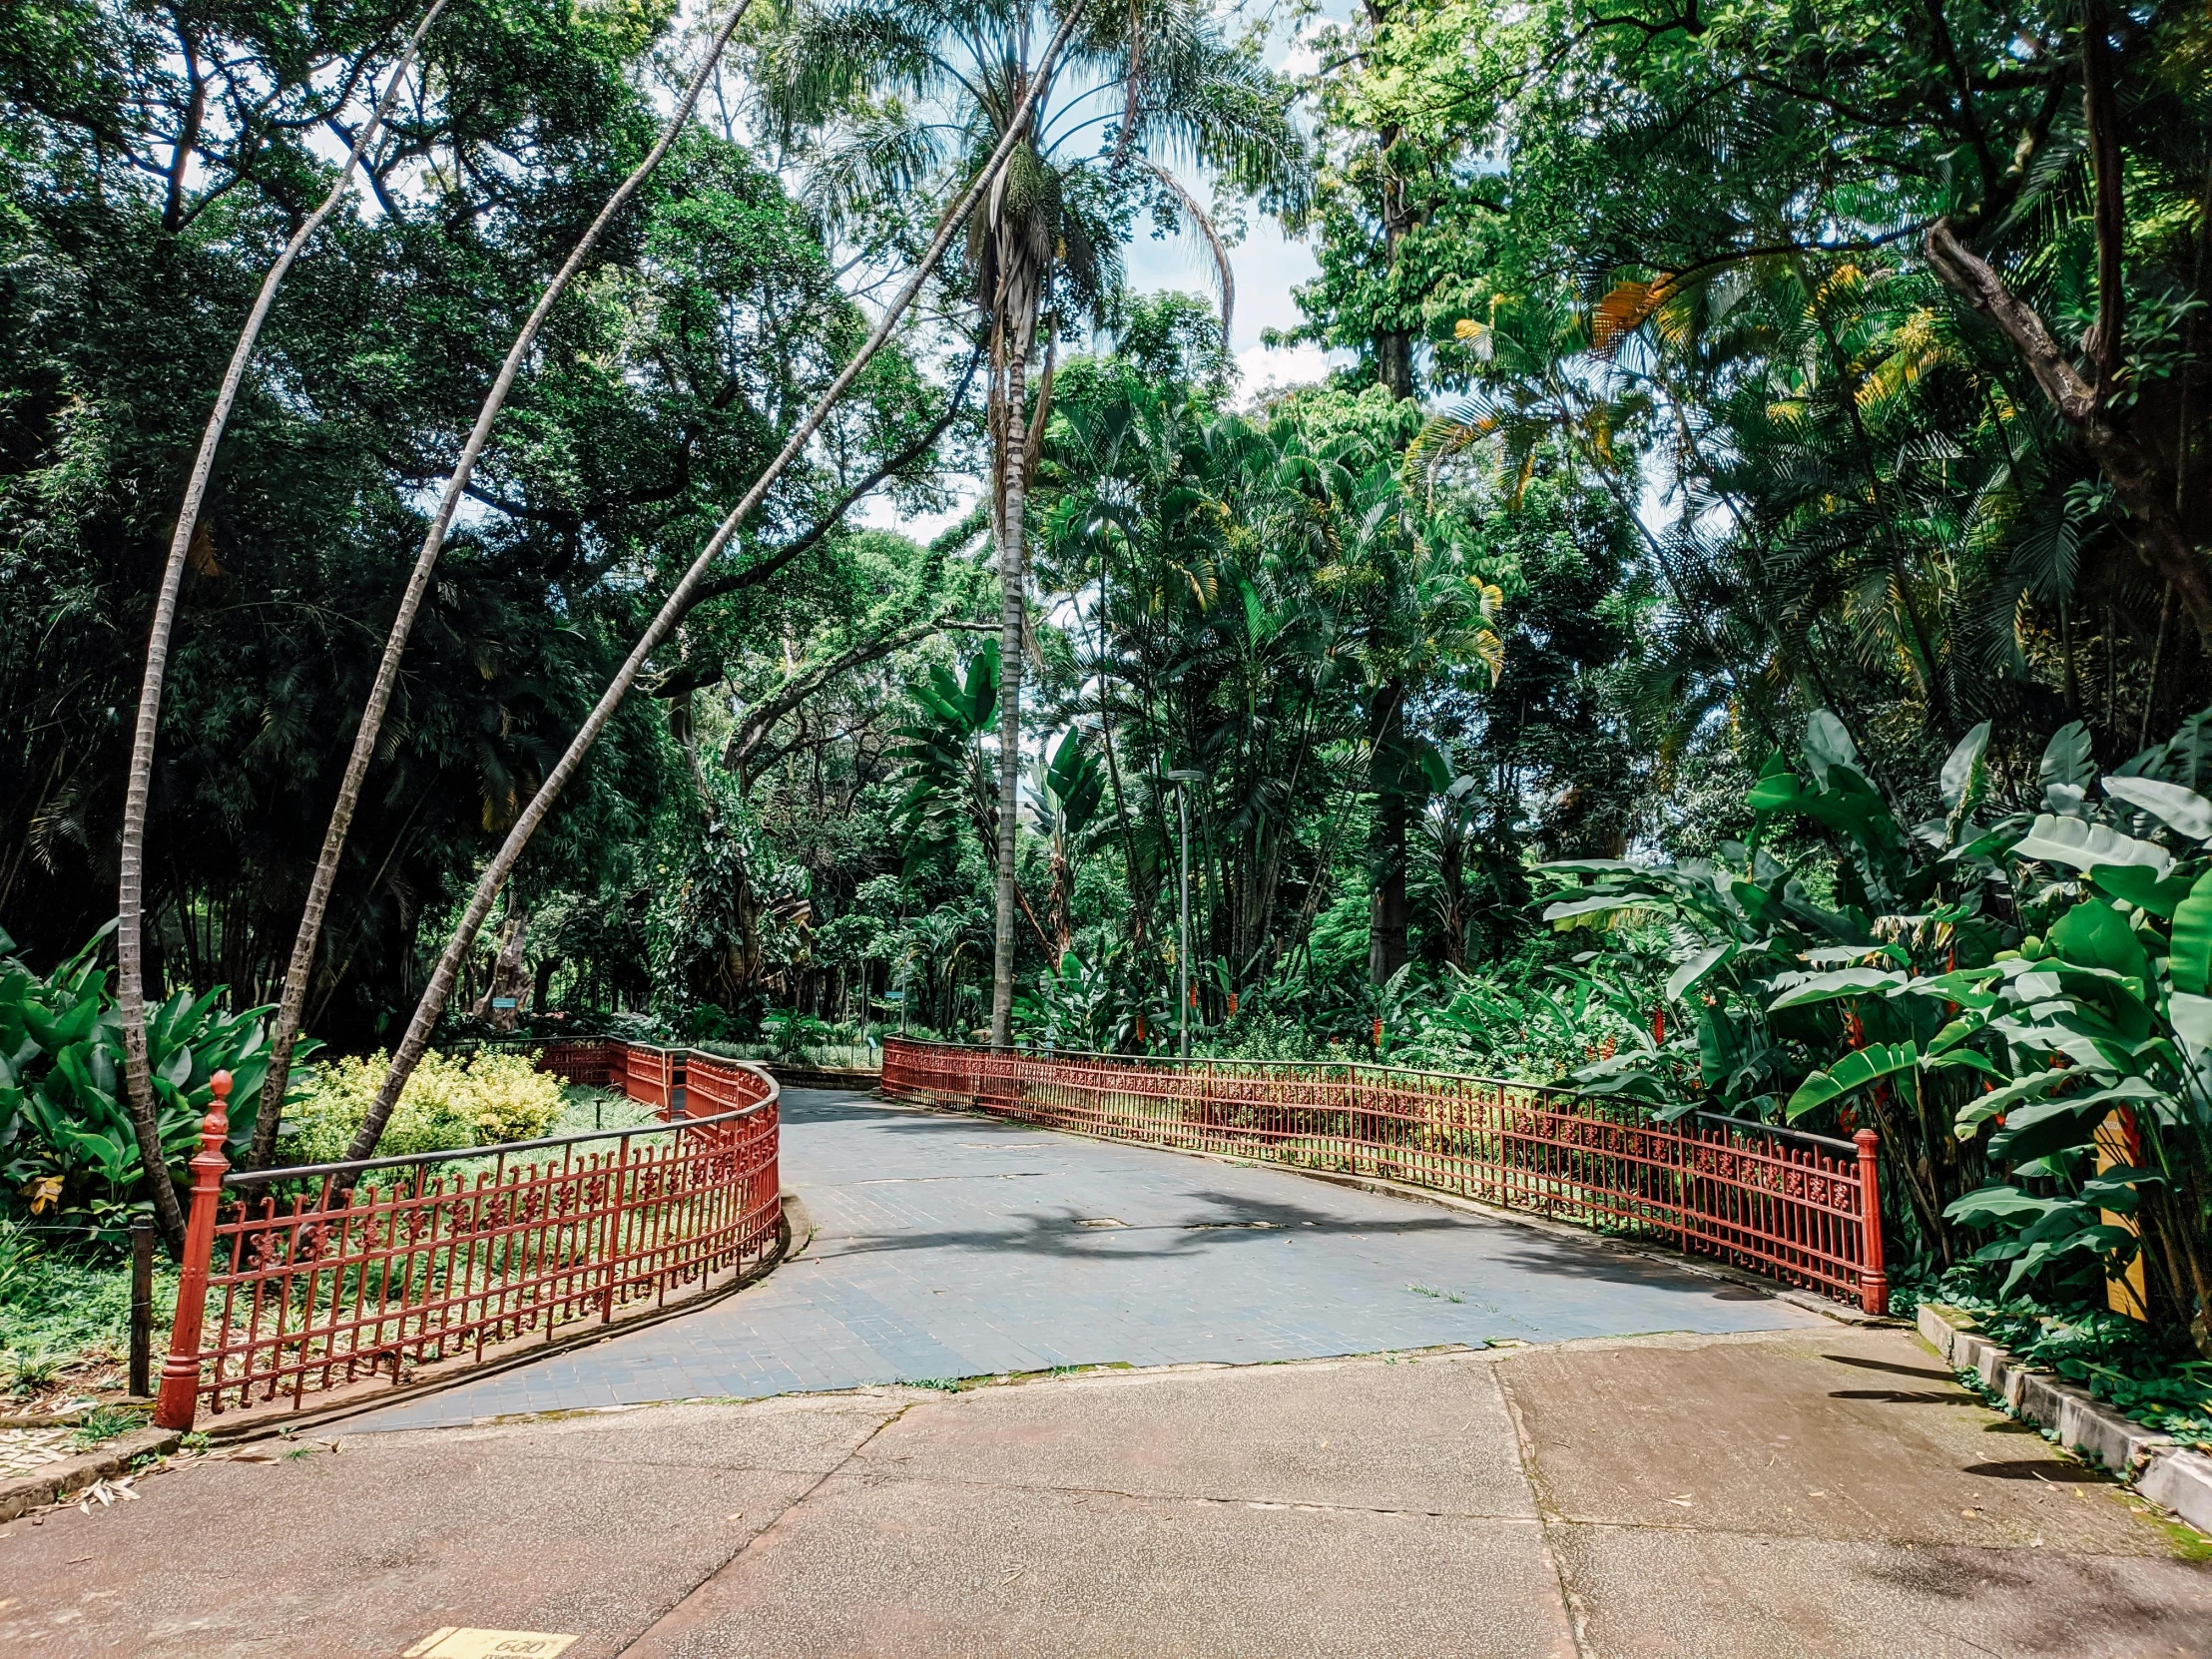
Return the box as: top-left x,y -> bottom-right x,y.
0,1425 -> 180,1522
1919,1301 -> 2212,1537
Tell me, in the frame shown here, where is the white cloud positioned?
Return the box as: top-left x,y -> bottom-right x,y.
1233,340 -> 1336,406
1279,14 -> 1331,76
851,481 -> 979,548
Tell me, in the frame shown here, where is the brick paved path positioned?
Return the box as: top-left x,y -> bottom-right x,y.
358,1086 -> 1821,1429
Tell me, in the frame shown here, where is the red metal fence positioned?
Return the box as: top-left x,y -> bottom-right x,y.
881,1039 -> 1887,1314
155,1042 -> 780,1430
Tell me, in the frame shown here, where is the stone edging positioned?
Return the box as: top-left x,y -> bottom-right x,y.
1918,1302 -> 2212,1537
764,1063 -> 882,1091
0,1425 -> 180,1523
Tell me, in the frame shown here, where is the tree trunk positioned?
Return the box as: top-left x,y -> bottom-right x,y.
339,16 -> 1087,1165
988,346 -> 1029,1047
1367,680 -> 1410,984
1925,221 -> 2212,634
471,897 -> 530,1030
115,3 -> 448,1240
252,0 -> 755,1168
987,221 -> 1046,1047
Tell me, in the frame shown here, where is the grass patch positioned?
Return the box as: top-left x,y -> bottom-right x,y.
1,1248 -> 170,1405
72,1403 -> 149,1447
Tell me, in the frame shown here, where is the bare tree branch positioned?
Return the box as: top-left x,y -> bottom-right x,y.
1926,219 -> 2212,633
674,345 -> 982,624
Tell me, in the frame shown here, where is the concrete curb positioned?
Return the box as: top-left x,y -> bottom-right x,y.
1918,1302 -> 2212,1538
0,1424 -> 180,1522
767,1064 -> 882,1091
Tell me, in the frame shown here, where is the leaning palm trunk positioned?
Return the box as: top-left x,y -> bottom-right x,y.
113,1 -> 448,1241
250,0 -> 756,1168
344,1 -> 1092,1165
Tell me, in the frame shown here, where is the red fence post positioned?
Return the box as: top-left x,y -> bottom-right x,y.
1854,1128 -> 1889,1316
154,1071 -> 233,1431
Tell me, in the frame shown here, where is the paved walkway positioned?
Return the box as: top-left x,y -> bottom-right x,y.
6,1089 -> 2209,1653
360,1085 -> 1823,1428
5,1331 -> 2208,1655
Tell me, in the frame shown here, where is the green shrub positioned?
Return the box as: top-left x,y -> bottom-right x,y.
288,1050 -> 565,1163
1,923 -> 317,1247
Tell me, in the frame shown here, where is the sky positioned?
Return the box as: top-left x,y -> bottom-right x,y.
853,4 -> 1347,544
1123,204 -> 1335,396
851,209 -> 1333,543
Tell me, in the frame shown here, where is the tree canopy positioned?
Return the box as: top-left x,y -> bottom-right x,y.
6,0 -> 2212,1339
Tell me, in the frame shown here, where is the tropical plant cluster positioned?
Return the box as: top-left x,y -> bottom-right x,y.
0,925 -> 301,1248
3,0 -> 2212,1366
1544,710 -> 2212,1346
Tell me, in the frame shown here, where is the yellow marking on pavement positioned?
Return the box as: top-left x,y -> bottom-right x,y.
403,1629 -> 579,1658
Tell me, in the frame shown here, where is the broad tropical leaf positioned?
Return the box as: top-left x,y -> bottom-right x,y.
1784,1042 -> 1918,1120
2010,815 -> 2173,877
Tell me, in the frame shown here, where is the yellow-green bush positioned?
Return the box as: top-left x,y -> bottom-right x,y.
288,1050 -> 566,1163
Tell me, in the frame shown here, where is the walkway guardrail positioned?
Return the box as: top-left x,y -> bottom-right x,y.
154,1041 -> 780,1430
880,1039 -> 1887,1314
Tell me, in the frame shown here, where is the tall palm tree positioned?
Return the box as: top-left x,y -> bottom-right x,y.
764,0 -> 1304,1044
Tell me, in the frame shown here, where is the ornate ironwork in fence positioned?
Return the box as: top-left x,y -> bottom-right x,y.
154,1043 -> 780,1430
880,1039 -> 1887,1314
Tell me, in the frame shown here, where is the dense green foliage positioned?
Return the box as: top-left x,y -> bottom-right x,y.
6,0 -> 2212,1352
2,0 -> 958,1052
0,923 -> 301,1246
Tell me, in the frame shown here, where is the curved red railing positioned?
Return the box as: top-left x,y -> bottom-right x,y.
155,1043 -> 780,1430
880,1038 -> 1886,1314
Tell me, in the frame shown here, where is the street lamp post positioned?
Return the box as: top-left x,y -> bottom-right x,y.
1167,770 -> 1206,1057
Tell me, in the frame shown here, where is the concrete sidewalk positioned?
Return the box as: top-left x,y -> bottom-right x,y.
4,1325 -> 2206,1656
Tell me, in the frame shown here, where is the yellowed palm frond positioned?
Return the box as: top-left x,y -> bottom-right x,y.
1855,308 -> 1953,413
1590,277 -> 1675,356
1809,263 -> 1866,315
1471,625 -> 1504,687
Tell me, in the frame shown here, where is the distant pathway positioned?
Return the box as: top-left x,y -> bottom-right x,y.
357,1085 -> 1821,1428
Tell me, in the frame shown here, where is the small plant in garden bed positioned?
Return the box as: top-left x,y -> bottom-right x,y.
1926,1281 -> 2212,1452
0,1217 -> 176,1417
286,1048 -> 566,1162
71,1403 -> 147,1448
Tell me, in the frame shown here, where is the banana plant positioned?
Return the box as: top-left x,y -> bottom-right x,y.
1031,728 -> 1107,958
891,641 -> 1002,876
1539,707 -> 2212,1345
1013,950 -> 1126,1053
